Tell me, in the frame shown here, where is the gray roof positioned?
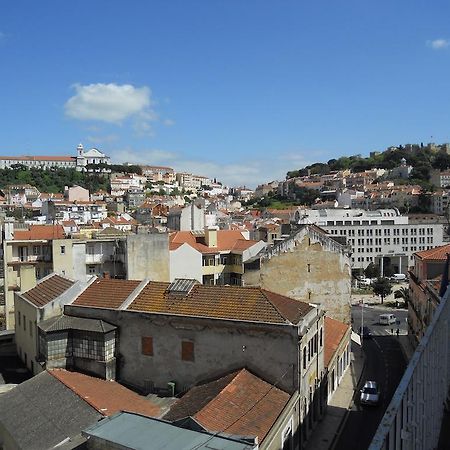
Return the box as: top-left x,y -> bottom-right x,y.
38,314 -> 116,333
0,371 -> 101,450
83,411 -> 257,450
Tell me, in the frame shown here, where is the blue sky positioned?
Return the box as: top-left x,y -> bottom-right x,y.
1,1 -> 450,187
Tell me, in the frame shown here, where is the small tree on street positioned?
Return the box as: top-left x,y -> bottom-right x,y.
372,277 -> 393,304
364,262 -> 380,279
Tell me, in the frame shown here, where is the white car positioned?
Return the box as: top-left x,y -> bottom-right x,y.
360,381 -> 380,406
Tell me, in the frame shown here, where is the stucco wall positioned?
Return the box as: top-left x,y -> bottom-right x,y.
169,243 -> 202,282
125,234 -> 170,281
14,295 -> 38,373
244,228 -> 352,324
65,306 -> 300,394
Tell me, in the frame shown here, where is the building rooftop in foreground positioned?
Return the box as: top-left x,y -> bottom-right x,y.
83,411 -> 257,450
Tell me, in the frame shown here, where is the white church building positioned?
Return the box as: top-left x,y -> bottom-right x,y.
0,144 -> 110,171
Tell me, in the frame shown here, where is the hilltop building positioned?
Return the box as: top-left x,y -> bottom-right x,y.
0,143 -> 110,171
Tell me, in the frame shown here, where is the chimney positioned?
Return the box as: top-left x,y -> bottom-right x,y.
204,226 -> 218,248
103,271 -> 110,279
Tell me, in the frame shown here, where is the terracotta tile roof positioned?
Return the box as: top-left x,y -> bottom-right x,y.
164,369 -> 290,444
13,224 -> 65,240
324,317 -> 350,367
62,220 -> 77,227
127,282 -> 313,324
415,244 -> 450,261
50,370 -> 160,417
0,155 -> 75,161
73,278 -> 141,309
169,230 -> 259,254
21,274 -> 75,307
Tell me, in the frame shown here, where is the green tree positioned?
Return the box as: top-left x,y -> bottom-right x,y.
364,262 -> 380,279
394,287 -> 410,305
372,277 -> 393,304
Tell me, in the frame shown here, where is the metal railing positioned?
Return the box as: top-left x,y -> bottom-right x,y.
369,286 -> 450,450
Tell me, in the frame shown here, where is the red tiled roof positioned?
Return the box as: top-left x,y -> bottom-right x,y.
324,317 -> 350,367
0,156 -> 75,161
415,244 -> 450,261
169,230 -> 259,254
127,282 -> 313,325
50,370 -> 160,417
14,225 -> 65,240
164,369 -> 290,444
73,278 -> 141,309
21,274 -> 75,307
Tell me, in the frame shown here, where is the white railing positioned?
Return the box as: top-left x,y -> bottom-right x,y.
369,286 -> 450,450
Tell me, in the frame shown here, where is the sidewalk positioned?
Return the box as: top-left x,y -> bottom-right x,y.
305,342 -> 365,450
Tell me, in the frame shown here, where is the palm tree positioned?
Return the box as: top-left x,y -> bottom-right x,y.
394,287 -> 410,306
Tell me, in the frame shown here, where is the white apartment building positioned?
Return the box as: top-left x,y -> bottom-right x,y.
176,172 -> 210,190
110,173 -> 147,196
431,191 -> 450,215
295,208 -> 447,273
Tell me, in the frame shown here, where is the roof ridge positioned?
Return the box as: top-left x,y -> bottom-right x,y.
259,289 -> 290,323
48,370 -> 106,416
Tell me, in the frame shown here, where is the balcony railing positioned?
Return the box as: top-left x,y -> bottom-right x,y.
10,255 -> 51,263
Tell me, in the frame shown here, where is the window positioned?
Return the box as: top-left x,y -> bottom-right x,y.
23,315 -> 26,331
60,246 -> 65,255
303,348 -> 307,369
29,320 -> 33,337
141,337 -> 153,356
181,341 -> 194,361
18,311 -> 21,326
307,263 -> 311,273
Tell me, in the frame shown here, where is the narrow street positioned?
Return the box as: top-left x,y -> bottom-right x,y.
334,305 -> 407,450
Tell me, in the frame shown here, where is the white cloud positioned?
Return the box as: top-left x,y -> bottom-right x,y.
87,134 -> 119,144
427,39 -> 450,49
163,119 -> 175,126
110,148 -> 178,165
64,83 -> 156,126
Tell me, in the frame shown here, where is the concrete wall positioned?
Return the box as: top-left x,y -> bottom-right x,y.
169,243 -> 202,282
65,306 -> 300,394
125,234 -> 170,281
14,294 -> 38,373
244,227 -> 352,324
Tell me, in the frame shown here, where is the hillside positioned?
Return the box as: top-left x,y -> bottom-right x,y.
286,143 -> 450,188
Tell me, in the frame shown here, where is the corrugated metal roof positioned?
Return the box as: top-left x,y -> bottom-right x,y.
83,411 -> 256,450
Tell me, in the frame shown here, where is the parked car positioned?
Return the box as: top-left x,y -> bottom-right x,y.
358,277 -> 373,287
389,273 -> 407,282
360,381 -> 380,406
379,313 -> 397,325
358,326 -> 372,339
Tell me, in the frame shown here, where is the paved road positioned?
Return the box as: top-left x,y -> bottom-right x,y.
352,305 -> 408,337
334,307 -> 407,450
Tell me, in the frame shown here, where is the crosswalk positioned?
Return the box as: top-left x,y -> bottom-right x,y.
369,328 -> 408,337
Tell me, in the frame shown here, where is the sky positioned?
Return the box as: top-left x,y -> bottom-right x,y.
1,1 -> 450,188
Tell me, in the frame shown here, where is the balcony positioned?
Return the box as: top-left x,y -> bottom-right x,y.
9,254 -> 51,264
86,254 -> 105,264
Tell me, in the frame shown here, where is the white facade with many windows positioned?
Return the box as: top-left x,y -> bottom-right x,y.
295,208 -> 447,274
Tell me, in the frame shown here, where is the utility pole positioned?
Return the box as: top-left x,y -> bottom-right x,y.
361,298 -> 364,344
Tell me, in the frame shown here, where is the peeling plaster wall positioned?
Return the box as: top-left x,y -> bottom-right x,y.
244,227 -> 352,324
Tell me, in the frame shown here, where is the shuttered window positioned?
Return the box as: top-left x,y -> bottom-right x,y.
181,341 -> 194,361
142,337 -> 153,356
